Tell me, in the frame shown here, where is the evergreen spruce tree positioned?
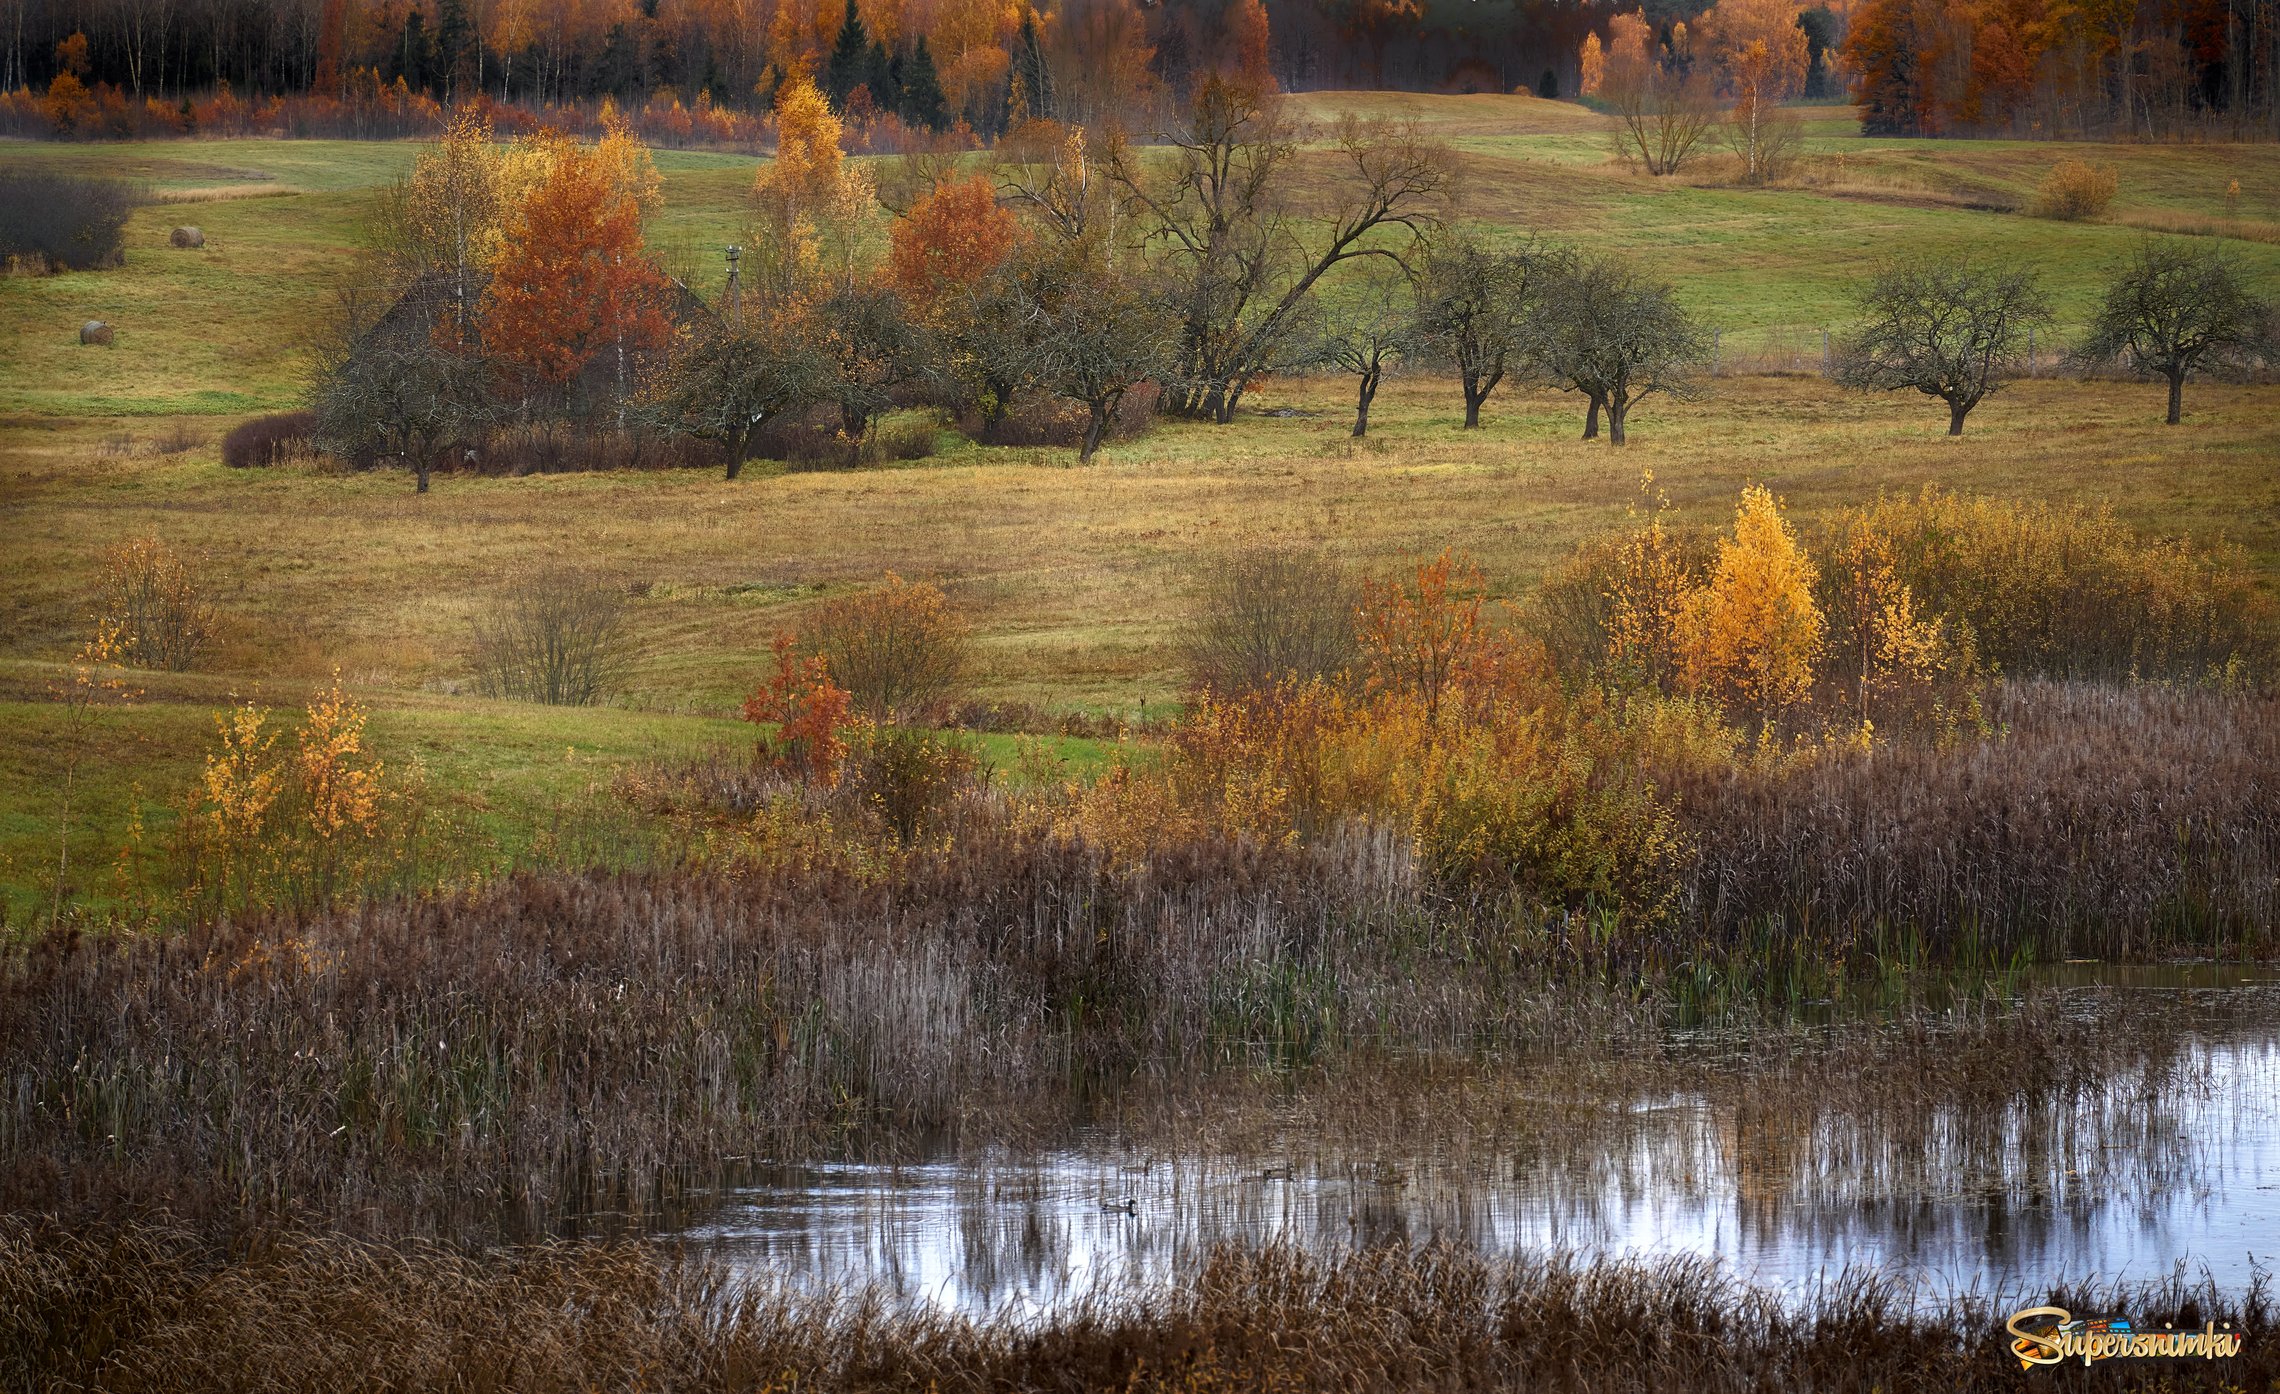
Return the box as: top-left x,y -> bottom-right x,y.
823,0 -> 869,109
434,0 -> 473,100
866,39 -> 901,113
1009,9 -> 1052,121
901,35 -> 947,130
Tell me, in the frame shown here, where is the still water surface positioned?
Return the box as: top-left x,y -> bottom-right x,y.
689,971 -> 2280,1314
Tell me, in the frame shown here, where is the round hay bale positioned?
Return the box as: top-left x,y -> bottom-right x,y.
169,226 -> 204,249
80,320 -> 113,346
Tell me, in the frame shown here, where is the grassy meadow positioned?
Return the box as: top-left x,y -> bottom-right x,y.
7,96 -> 2280,1391
5,97 -> 2280,919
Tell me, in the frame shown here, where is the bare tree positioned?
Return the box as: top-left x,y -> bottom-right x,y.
2076,239 -> 2274,424
1110,75 -> 1451,423
645,311 -> 830,479
808,285 -> 931,449
1407,232 -> 1567,429
1833,259 -> 2052,435
1299,260 -> 1414,437
1005,239 -> 1173,462
1183,545 -> 1360,694
1607,62 -> 1720,176
471,568 -> 633,706
309,277 -> 498,493
1536,254 -> 1710,445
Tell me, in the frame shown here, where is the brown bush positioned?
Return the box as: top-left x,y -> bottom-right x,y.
97,534 -> 213,671
221,410 -> 314,468
795,573 -> 970,720
1182,546 -> 1361,696
959,382 -> 1160,448
2030,159 -> 2117,220
469,568 -> 634,706
1670,682 -> 2280,959
479,421 -> 722,475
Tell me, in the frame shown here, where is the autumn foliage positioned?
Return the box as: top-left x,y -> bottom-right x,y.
166,677 -> 423,917
480,128 -> 671,387
887,174 -> 1022,314
743,635 -> 859,788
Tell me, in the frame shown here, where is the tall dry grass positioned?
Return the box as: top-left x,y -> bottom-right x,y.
1672,683 -> 2280,964
4,1222 -> 2272,1393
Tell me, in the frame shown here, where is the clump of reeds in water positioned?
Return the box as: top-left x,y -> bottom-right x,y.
5,1221 -> 2272,1393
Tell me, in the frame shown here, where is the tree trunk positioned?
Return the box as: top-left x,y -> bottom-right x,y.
1947,399 -> 1969,435
1582,394 -> 1601,440
725,428 -> 749,480
1462,379 -> 1484,429
1607,396 -> 1628,446
415,457 -> 432,492
1080,400 -> 1110,462
2166,370 -> 2185,425
1353,370 -> 1378,438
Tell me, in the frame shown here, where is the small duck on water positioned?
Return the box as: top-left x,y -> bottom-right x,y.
1100,1197 -> 1138,1216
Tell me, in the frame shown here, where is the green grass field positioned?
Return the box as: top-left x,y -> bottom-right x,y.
4,94 -> 2279,920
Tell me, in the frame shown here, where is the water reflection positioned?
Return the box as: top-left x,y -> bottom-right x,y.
689,987 -> 2280,1314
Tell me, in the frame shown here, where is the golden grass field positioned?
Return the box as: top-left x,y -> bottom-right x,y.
4,93 -> 2278,916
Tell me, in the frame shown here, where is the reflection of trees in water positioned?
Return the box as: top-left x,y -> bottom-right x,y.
698,1022 -> 2279,1315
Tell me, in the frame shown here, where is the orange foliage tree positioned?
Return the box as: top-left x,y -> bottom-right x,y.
1358,550 -> 1503,727
1675,485 -> 1824,726
480,129 -> 672,392
743,634 -> 859,787
887,174 -> 1022,315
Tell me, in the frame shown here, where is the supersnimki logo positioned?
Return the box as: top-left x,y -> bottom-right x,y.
2005,1306 -> 2246,1369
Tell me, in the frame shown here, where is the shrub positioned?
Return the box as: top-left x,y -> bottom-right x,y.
1833,487 -> 2270,685
2030,159 -> 2116,220
220,411 -> 315,468
98,535 -> 214,671
164,679 -> 428,917
1182,547 -> 1359,696
846,726 -> 984,843
795,573 -> 970,721
469,569 -> 633,706
0,166 -> 139,271
742,633 -> 858,787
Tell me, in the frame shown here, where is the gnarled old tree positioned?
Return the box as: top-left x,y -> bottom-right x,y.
1408,232 -> 1568,429
2077,240 -> 2274,424
1537,254 -> 1710,445
646,308 -> 830,479
1834,259 -> 2051,435
1110,75 -> 1452,423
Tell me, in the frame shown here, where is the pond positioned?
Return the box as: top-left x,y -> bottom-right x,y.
685,969 -> 2280,1315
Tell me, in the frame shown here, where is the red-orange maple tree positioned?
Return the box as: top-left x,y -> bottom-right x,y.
480,139 -> 672,387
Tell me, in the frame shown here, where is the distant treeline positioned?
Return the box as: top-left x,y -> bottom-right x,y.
3,0 -> 2276,144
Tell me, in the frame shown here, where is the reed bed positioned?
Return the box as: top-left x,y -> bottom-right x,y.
1673,683 -> 2280,968
0,833 -> 2248,1241
4,1222 -> 2271,1393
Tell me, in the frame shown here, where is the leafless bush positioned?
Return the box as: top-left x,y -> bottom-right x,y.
1182,546 -> 1361,695
795,573 -> 970,720
958,383 -> 1160,447
469,569 -> 634,706
98,535 -> 214,671
0,167 -> 139,271
481,422 -> 722,475
147,421 -> 208,456
221,411 -> 314,468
